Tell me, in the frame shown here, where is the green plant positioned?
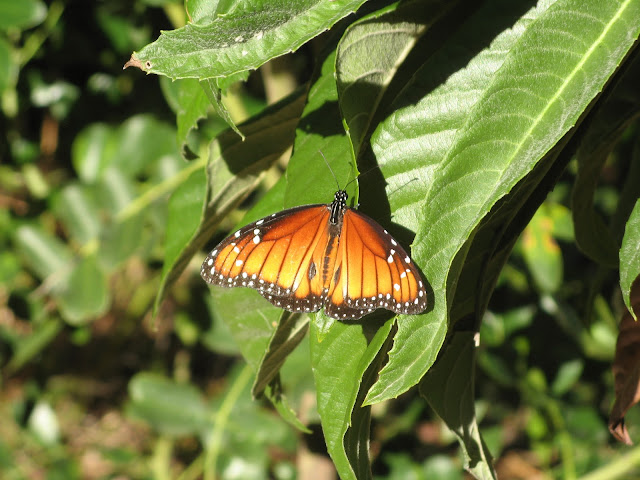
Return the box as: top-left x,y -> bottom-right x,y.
3,0 -> 640,479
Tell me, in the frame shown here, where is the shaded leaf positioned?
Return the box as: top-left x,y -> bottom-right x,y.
252,312 -> 309,397
621,199 -> 640,321
337,0 -> 452,158
571,50 -> 640,267
160,77 -> 215,158
211,287 -> 281,370
200,78 -> 244,139
420,332 -> 496,479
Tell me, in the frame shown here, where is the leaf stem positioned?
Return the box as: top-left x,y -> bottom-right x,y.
115,156 -> 207,223
19,1 -> 65,67
204,364 -> 254,480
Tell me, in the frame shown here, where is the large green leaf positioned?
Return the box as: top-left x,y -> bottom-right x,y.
130,0 -> 369,80
620,199 -> 640,321
368,0 -> 640,403
310,317 -> 393,480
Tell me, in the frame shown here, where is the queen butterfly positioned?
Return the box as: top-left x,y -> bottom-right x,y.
201,189 -> 427,320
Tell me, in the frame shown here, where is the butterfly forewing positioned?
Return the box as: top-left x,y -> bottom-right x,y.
201,190 -> 427,320
201,204 -> 333,313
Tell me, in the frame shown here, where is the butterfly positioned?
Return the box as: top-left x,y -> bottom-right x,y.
201,189 -> 427,320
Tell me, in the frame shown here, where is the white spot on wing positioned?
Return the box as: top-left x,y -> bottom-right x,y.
253,235 -> 260,244
235,259 -> 243,267
393,283 -> 400,291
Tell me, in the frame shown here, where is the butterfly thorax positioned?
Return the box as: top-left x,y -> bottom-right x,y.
329,190 -> 348,225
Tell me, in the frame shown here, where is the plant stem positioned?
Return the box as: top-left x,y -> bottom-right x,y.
204,364 -> 254,480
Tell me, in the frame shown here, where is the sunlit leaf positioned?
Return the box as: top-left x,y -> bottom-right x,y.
130,0 -> 370,79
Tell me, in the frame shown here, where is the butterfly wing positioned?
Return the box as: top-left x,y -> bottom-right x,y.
201,204 -> 336,314
324,208 -> 427,320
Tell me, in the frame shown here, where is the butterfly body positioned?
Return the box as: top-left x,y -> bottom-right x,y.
201,190 -> 426,320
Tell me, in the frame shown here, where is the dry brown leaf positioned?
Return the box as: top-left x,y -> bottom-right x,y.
609,278 -> 640,444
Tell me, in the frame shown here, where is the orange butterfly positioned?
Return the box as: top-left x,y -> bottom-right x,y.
201,189 -> 427,319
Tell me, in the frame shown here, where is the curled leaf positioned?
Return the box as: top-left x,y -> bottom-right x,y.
609,278 -> 640,444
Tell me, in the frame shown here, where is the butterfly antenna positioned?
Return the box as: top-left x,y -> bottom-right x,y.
318,151 -> 342,190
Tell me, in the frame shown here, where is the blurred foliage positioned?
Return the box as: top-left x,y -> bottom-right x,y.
1,0 -> 640,479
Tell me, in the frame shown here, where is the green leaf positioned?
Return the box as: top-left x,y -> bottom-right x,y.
157,166 -> 207,305
620,199 -> 640,320
98,216 -> 145,269
71,116 -> 178,182
160,77 -> 214,158
201,78 -> 244,139
285,50 -> 356,209
52,184 -> 101,247
264,381 -> 311,434
186,0 -> 222,24
6,318 -> 63,373
369,0 -> 640,403
551,359 -> 583,395
336,0 -> 450,158
420,332 -> 496,479
521,204 -> 564,293
57,255 -> 110,325
127,373 -> 210,436
252,312 -> 309,397
154,89 -> 306,315
201,294 -> 241,355
0,36 -> 13,92
0,0 -> 46,30
71,123 -> 115,183
14,224 -> 73,280
571,48 -> 640,267
310,318 -> 393,480
130,0 -> 369,80
210,287 -> 281,370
